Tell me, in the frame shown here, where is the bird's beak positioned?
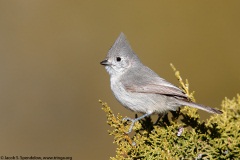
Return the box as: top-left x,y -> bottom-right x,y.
100,59 -> 110,66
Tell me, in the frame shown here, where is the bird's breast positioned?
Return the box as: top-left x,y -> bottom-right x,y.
109,77 -> 162,113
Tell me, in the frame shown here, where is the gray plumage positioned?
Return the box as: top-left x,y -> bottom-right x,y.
100,33 -> 222,133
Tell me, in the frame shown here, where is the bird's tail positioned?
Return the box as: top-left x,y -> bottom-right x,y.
179,101 -> 223,114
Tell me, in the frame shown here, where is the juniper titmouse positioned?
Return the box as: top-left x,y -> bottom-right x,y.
100,33 -> 222,133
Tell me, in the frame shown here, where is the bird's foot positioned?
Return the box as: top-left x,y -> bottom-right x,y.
122,117 -> 137,134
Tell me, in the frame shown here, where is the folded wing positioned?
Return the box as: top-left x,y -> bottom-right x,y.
121,66 -> 188,99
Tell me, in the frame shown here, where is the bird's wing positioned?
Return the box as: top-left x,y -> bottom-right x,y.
121,67 -> 188,99
124,82 -> 188,98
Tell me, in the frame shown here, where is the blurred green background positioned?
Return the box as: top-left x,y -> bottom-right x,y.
0,0 -> 239,159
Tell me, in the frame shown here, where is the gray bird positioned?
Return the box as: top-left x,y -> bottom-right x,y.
100,33 -> 222,133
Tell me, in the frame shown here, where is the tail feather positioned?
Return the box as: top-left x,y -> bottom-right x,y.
180,101 -> 223,114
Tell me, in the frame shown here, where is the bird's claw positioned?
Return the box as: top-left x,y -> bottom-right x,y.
122,117 -> 134,122
122,117 -> 137,134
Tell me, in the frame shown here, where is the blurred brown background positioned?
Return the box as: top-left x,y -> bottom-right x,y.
0,0 -> 239,159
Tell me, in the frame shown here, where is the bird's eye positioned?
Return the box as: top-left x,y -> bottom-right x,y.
116,57 -> 121,62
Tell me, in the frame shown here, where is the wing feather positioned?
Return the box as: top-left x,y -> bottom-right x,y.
124,83 -> 188,98
121,66 -> 188,99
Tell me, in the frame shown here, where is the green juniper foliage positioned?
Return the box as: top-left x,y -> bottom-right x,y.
100,64 -> 240,160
